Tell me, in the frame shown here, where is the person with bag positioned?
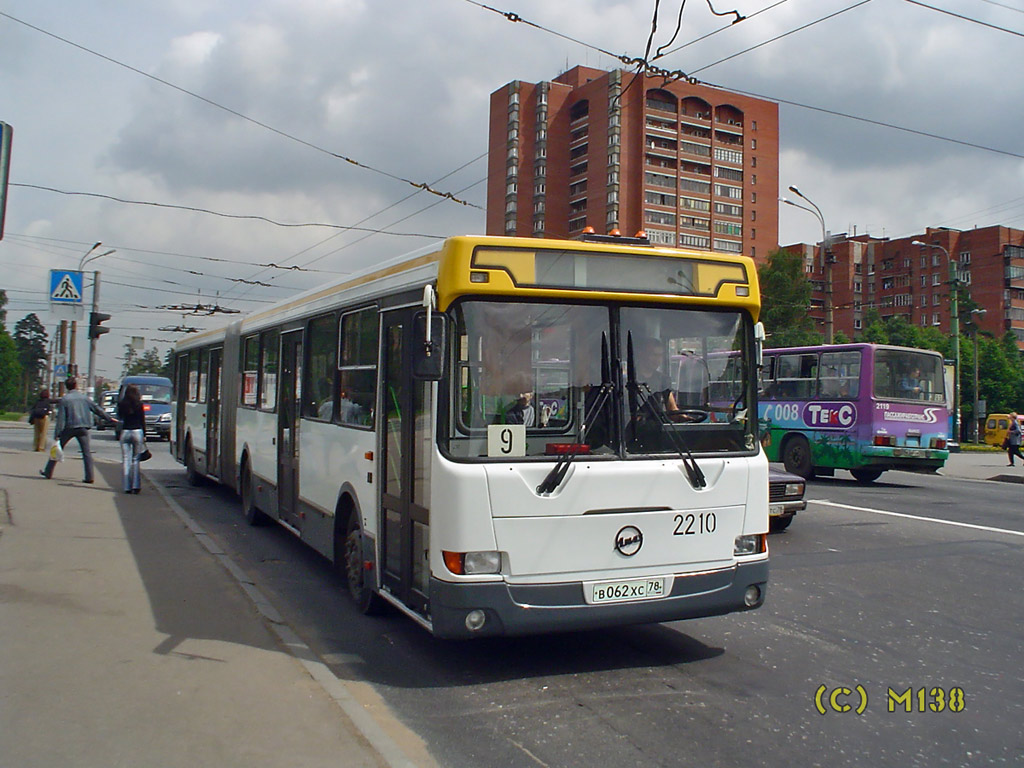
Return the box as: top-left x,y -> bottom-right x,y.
117,383 -> 147,494
40,378 -> 113,483
27,388 -> 53,452
1007,412 -> 1024,467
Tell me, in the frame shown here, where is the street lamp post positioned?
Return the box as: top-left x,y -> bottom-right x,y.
782,186 -> 833,343
67,242 -> 102,379
913,240 -> 959,444
81,248 -> 115,395
970,308 -> 986,443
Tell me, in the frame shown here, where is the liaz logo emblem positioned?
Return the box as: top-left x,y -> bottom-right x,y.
615,526 -> 643,556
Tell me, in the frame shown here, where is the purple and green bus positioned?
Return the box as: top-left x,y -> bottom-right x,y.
757,343 -> 950,483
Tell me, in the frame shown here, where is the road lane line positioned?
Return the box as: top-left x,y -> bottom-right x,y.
810,499 -> 1024,538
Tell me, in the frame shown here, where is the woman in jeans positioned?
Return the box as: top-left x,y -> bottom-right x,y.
117,384 -> 146,493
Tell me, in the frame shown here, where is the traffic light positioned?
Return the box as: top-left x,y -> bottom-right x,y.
89,311 -> 111,339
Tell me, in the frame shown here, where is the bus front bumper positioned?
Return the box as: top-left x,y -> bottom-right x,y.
427,560 -> 769,639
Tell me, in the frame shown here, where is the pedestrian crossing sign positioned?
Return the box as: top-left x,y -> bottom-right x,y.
50,270 -> 83,304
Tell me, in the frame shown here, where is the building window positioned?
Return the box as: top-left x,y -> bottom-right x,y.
645,190 -> 676,207
932,273 -> 941,286
959,251 -> 971,264
645,210 -> 677,226
647,229 -> 674,245
680,233 -> 711,249
751,156 -> 757,167
713,239 -> 743,253
751,138 -> 757,149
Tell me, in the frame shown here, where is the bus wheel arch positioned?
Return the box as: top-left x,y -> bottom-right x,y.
850,467 -> 884,484
184,433 -> 203,487
240,453 -> 268,526
335,493 -> 384,615
781,434 -> 814,479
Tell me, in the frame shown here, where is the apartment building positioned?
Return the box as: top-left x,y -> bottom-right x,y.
486,66 -> 779,261
787,225 -> 1024,347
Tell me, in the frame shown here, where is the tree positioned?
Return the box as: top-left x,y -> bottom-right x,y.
0,288 -> 7,327
0,328 -> 21,411
758,248 -> 822,347
13,313 -> 48,405
125,347 -> 165,376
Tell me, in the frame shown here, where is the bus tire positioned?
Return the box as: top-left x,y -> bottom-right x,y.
782,435 -> 814,479
240,460 -> 268,526
343,514 -> 385,615
851,467 -> 883,484
184,439 -> 203,487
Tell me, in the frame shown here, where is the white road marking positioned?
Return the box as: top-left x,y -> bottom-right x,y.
809,499 -> 1024,538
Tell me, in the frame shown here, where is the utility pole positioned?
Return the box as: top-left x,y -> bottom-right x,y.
86,271 -> 101,396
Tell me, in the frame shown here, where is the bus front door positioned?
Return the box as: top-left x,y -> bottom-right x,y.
278,331 -> 302,530
379,310 -> 430,616
206,347 -> 222,478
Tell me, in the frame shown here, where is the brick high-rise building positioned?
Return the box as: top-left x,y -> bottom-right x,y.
487,66 -> 779,261
785,225 -> 1024,348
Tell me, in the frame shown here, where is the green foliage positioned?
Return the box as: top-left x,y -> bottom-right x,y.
0,328 -> 22,410
125,347 -> 165,376
13,313 -> 48,406
758,249 -> 822,348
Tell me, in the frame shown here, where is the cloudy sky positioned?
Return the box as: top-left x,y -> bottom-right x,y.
2,0 -> 1022,380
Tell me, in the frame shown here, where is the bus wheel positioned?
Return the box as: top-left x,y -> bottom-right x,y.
851,467 -> 883,484
782,436 -> 813,479
343,515 -> 385,615
185,440 -> 203,487
241,462 -> 268,526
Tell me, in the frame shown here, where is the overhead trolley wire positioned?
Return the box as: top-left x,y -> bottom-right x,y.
0,10 -> 481,209
462,0 -> 1024,160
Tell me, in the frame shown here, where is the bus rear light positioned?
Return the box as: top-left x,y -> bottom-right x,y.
734,534 -> 767,556
874,434 -> 896,447
931,438 -> 947,449
442,551 -> 502,575
545,443 -> 590,455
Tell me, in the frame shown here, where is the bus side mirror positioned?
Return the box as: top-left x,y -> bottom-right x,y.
413,311 -> 446,381
754,322 -> 766,368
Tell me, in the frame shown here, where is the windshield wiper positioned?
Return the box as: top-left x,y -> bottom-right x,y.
625,332 -> 706,490
537,333 -> 614,495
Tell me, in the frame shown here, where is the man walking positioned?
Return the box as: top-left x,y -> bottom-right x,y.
40,378 -> 113,483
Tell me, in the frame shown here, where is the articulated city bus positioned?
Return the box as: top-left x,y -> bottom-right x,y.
172,234 -> 769,638
758,343 -> 950,483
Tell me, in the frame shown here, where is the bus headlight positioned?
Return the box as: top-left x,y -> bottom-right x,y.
734,534 -> 767,556
442,550 -> 502,575
464,551 -> 502,574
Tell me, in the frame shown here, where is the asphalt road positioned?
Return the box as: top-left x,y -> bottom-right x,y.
11,427 -> 1023,767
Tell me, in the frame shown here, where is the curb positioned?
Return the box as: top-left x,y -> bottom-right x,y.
147,472 -> 431,768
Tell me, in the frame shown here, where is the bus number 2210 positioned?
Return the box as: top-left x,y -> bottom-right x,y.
673,512 -> 717,536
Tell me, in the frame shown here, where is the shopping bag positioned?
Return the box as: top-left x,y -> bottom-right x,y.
49,441 -> 64,462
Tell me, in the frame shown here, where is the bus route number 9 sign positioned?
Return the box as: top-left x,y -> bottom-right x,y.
488,424 -> 526,457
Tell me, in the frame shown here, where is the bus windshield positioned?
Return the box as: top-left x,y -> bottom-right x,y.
447,300 -> 755,459
137,383 -> 172,404
873,348 -> 946,403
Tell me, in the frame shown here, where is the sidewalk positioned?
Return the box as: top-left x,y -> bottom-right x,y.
0,446 -> 417,768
